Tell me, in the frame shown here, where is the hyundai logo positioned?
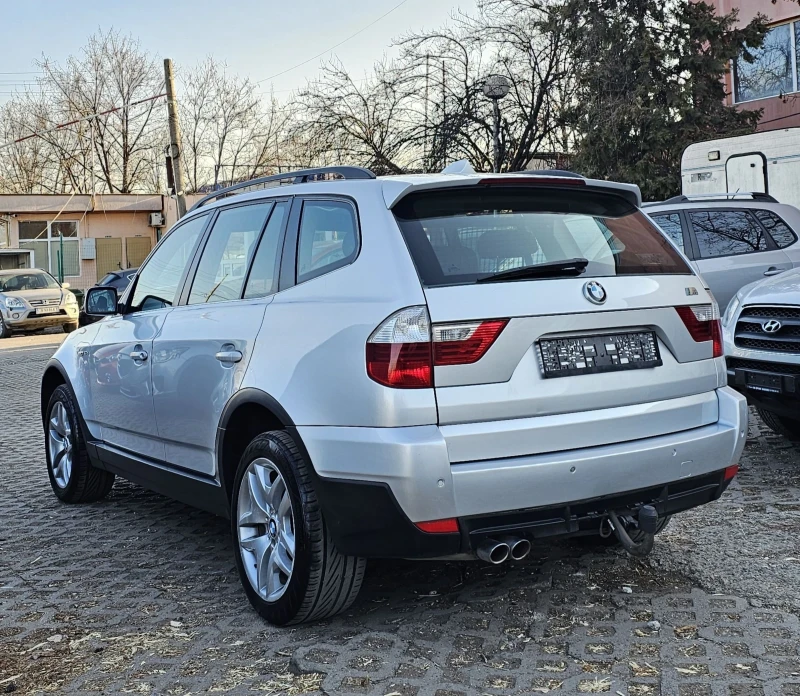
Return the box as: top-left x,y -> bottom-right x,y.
762,319 -> 783,334
583,281 -> 607,305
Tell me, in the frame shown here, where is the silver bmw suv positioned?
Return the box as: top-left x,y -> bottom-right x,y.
41,165 -> 747,625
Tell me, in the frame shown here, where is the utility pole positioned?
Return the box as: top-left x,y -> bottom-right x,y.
482,75 -> 511,173
164,59 -> 187,219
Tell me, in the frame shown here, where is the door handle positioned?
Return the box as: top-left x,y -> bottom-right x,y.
216,350 -> 243,364
764,267 -> 784,276
130,349 -> 149,362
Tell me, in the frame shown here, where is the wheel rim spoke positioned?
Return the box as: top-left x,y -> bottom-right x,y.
48,402 -> 72,488
236,457 -> 295,602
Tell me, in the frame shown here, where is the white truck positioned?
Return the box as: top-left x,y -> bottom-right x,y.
682,128 -> 800,207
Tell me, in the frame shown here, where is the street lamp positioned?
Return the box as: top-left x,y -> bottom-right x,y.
482,75 -> 511,173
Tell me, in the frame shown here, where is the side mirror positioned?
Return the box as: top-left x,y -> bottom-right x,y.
85,286 -> 118,317
61,282 -> 71,289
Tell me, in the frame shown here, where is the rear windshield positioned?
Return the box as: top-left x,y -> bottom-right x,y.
393,187 -> 692,286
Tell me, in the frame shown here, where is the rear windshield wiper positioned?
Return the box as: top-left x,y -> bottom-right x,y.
476,258 -> 589,283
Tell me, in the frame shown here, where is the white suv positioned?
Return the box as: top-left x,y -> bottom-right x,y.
723,267 -> 800,440
40,165 -> 747,625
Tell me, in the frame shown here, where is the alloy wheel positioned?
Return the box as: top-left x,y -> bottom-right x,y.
237,458 -> 296,602
48,402 -> 73,488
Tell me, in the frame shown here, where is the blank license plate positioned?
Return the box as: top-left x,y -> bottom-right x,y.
538,331 -> 662,378
745,371 -> 783,393
36,306 -> 60,315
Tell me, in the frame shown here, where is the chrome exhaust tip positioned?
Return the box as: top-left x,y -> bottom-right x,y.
476,538 -> 510,564
505,537 -> 531,561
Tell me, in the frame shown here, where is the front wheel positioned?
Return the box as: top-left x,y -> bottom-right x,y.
0,316 -> 10,338
757,407 -> 800,442
45,384 -> 115,502
231,431 -> 365,625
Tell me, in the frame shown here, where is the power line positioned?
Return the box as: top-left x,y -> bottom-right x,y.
256,0 -> 411,85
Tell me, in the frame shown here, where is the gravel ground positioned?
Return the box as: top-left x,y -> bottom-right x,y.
3,342 -> 800,695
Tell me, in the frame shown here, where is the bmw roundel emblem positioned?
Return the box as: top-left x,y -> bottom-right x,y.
583,281 -> 607,305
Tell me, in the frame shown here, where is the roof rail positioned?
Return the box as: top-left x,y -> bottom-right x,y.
189,166 -> 377,211
647,192 -> 778,206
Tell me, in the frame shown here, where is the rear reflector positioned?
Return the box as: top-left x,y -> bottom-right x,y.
723,464 -> 739,481
415,518 -> 460,534
433,319 -> 508,366
675,305 -> 723,358
366,343 -> 432,388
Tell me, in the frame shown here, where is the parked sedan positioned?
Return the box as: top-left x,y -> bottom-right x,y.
0,269 -> 79,338
79,268 -> 137,327
644,193 -> 800,310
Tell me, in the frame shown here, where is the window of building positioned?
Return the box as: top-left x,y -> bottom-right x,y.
18,220 -> 80,278
734,23 -> 796,103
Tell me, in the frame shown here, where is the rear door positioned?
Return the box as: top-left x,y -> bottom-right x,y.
686,208 -> 792,309
151,199 -> 289,476
393,185 -> 722,459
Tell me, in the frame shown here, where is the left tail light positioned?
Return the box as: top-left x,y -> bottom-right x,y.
367,307 -> 509,388
675,304 -> 722,358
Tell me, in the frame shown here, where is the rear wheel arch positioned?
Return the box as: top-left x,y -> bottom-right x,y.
217,389 -> 296,504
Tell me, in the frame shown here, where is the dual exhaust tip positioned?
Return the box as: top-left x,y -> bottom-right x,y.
476,536 -> 531,564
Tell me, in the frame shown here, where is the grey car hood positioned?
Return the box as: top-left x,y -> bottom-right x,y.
739,267 -> 800,306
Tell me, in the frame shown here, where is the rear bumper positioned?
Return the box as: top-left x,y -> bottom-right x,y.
298,387 -> 748,557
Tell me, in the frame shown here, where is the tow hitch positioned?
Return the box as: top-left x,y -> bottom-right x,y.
606,505 -> 659,557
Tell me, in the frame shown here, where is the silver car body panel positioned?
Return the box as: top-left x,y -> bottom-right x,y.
646,200 -> 800,309
298,387 -> 746,522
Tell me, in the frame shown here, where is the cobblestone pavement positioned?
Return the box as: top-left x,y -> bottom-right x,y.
3,345 -> 800,696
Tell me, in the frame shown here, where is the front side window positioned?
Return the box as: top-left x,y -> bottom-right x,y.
734,24 -> 794,102
188,203 -> 273,305
18,220 -> 80,277
650,213 -> 685,252
296,200 -> 359,283
393,188 -> 691,287
244,202 -> 289,298
130,214 -> 207,313
753,209 -> 798,248
690,210 -> 768,258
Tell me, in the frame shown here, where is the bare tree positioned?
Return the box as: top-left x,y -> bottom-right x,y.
291,59 -> 418,175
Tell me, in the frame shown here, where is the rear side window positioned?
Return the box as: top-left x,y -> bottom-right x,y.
753,209 -> 797,249
296,200 -> 359,283
689,210 -> 767,258
393,188 -> 691,286
188,203 -> 272,305
649,213 -> 685,252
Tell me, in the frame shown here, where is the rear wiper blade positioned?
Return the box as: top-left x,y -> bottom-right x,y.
476,258 -> 589,283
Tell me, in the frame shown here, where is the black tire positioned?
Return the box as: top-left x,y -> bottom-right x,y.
231,431 -> 365,625
757,407 -> 800,442
45,384 -> 115,503
0,316 -> 10,338
581,514 -> 671,547
63,322 -> 79,334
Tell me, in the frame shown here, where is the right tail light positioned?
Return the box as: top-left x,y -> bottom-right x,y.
675,305 -> 722,358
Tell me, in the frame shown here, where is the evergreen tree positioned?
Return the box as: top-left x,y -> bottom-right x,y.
564,0 -> 767,200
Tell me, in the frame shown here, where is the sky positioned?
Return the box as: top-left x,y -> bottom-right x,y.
0,0 -> 476,102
